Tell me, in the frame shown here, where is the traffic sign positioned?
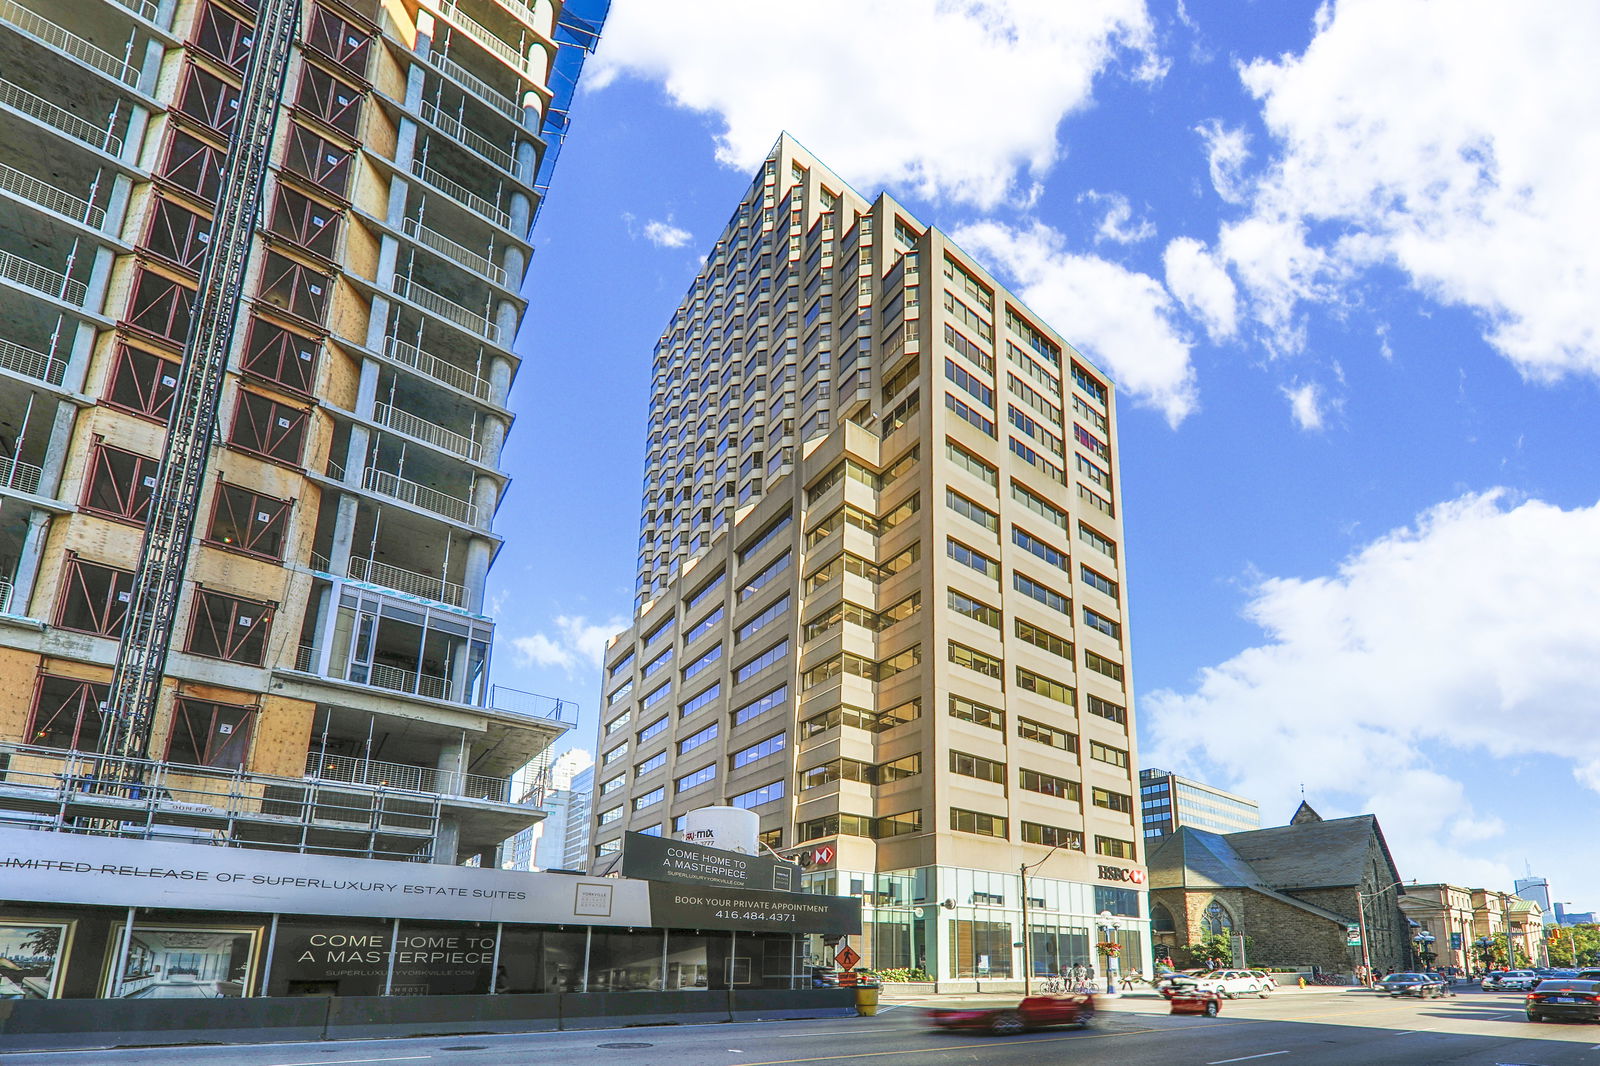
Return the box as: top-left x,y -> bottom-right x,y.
1346,923 -> 1362,946
835,945 -> 861,970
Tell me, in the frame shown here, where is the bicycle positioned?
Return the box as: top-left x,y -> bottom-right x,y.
1039,977 -> 1067,994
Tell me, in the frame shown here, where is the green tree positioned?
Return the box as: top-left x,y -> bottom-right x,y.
1187,932 -> 1236,968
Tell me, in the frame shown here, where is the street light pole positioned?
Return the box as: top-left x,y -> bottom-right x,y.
1019,834 -> 1083,996
1356,879 -> 1414,987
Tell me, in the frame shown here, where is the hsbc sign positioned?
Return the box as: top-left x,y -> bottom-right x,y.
792,844 -> 836,868
1098,865 -> 1147,884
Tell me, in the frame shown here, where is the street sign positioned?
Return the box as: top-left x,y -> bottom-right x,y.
1451,932 -> 1463,950
835,945 -> 861,970
1346,923 -> 1362,946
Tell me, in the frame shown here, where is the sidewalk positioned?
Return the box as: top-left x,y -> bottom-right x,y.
879,981 -> 1362,1010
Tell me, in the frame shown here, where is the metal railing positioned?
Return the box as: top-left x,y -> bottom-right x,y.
489,685 -> 578,726
369,660 -> 451,701
0,248 -> 87,305
430,51 -> 523,123
349,553 -> 469,607
374,400 -> 483,462
383,335 -> 492,399
106,0 -> 160,21
420,99 -> 515,171
306,751 -> 510,802
403,216 -> 507,286
0,160 -> 105,227
295,642 -> 316,671
0,336 -> 67,385
363,466 -> 480,525
435,0 -> 536,79
394,273 -> 499,341
0,453 -> 44,495
0,76 -> 122,154
0,577 -> 12,613
0,0 -> 139,86
410,157 -> 509,228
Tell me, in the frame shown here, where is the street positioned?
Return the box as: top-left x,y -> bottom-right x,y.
3,988 -> 1599,1066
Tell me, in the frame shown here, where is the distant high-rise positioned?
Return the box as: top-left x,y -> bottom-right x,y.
1139,769 -> 1260,841
0,0 -> 607,865
591,135 -> 1146,980
1515,876 -> 1552,914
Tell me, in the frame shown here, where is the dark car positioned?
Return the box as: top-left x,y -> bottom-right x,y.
928,994 -> 1096,1035
1378,972 -> 1447,997
1526,979 -> 1600,1023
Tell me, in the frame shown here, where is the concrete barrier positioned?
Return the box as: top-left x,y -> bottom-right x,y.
325,993 -> 562,1038
0,996 -> 329,1051
732,987 -> 857,1020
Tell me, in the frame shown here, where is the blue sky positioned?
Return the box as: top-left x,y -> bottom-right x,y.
488,0 -> 1600,909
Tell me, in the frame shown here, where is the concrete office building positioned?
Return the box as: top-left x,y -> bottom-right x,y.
1139,768 -> 1260,842
592,136 -> 1148,982
0,0 -> 607,877
1514,876 -> 1551,914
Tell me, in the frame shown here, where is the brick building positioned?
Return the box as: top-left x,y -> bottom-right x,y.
1147,802 -> 1408,974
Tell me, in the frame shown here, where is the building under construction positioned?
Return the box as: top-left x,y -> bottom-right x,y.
0,0 -> 605,866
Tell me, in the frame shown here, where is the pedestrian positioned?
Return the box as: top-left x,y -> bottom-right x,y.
1120,970 -> 1137,991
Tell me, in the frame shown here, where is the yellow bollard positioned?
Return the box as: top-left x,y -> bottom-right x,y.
856,985 -> 880,1016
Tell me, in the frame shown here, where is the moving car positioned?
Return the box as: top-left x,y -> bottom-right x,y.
1378,972 -> 1447,998
1525,978 -> 1600,1023
1493,970 -> 1539,991
1193,969 -> 1270,999
1248,970 -> 1279,990
927,994 -> 1097,1035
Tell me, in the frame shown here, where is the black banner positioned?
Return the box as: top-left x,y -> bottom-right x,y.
622,832 -> 800,891
648,882 -> 862,934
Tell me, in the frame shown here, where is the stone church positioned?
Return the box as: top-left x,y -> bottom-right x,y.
1146,802 -> 1410,974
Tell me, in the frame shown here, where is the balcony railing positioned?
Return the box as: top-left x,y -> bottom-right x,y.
0,76 -> 123,155
402,216 -> 507,286
0,159 -> 105,227
411,157 -> 509,229
489,685 -> 577,727
349,553 -> 469,607
369,660 -> 450,701
0,248 -> 87,305
374,400 -> 484,462
0,577 -> 12,613
363,466 -> 480,525
0,453 -> 44,495
0,336 -> 67,385
434,0 -> 537,80
0,0 -> 140,87
305,751 -> 511,803
430,51 -> 523,123
393,273 -> 499,342
383,335 -> 492,399
107,0 -> 160,21
420,98 -> 515,172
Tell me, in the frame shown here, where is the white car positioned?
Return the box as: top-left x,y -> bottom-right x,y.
1249,970 -> 1279,990
1494,970 -> 1539,991
1194,969 -> 1270,998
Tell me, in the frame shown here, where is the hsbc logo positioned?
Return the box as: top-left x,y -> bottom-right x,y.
792,844 -> 836,868
1098,865 -> 1146,884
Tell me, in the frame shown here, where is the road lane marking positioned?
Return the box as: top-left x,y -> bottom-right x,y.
1207,1053 -> 1289,1064
730,1027 -> 1167,1065
268,1058 -> 431,1066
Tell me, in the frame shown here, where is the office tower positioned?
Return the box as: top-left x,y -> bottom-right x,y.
1514,876 -> 1551,914
594,135 -> 1146,980
0,0 -> 606,865
562,764 -> 592,869
1138,768 -> 1261,842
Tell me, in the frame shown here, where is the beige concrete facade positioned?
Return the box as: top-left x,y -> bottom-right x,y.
0,0 -> 588,863
1399,884 -> 1548,972
592,136 -> 1147,981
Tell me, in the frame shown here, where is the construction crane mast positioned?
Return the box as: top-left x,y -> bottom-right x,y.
100,0 -> 304,779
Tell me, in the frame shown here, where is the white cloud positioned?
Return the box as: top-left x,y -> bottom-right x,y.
953,220 -> 1199,426
551,748 -> 594,790
589,0 -> 1161,208
1162,236 -> 1237,341
1142,491 -> 1600,889
1083,191 -> 1156,244
1281,381 -> 1323,431
1195,119 -> 1250,205
642,219 -> 692,249
1215,0 -> 1600,378
510,614 -> 627,674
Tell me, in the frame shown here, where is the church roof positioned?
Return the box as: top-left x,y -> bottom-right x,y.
1147,826 -> 1354,924
1223,814 -> 1397,891
1290,800 -> 1323,824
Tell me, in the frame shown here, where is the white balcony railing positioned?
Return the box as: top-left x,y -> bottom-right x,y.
434,0 -> 537,80
369,660 -> 451,701
0,0 -> 139,86
0,454 -> 44,495
363,466 -> 480,525
0,336 -> 67,385
0,248 -> 87,305
410,157 -> 509,229
0,76 -> 122,154
393,273 -> 499,342
402,216 -> 507,286
0,160 -> 105,227
419,99 -> 515,172
0,577 -> 12,613
383,335 -> 492,400
106,0 -> 160,22
349,554 -> 469,607
430,51 -> 523,123
305,751 -> 511,803
373,400 -> 484,462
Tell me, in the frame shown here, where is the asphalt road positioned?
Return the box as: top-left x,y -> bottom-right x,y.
3,989 -> 1599,1066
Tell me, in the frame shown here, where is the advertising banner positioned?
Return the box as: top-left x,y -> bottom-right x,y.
621,831 -> 800,891
647,882 -> 862,934
0,826 -> 650,927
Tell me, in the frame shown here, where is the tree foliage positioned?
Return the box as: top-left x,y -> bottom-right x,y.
1547,924 -> 1600,968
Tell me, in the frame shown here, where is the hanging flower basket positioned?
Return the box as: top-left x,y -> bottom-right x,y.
1096,941 -> 1122,957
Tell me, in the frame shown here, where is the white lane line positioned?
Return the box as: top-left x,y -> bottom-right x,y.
1207,1053 -> 1289,1065
267,1058 -> 431,1066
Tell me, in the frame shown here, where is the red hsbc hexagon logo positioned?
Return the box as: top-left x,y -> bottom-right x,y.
1098,864 -> 1145,884
813,844 -> 835,865
1130,868 -> 1147,885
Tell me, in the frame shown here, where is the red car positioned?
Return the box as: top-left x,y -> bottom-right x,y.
927,994 -> 1097,1035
